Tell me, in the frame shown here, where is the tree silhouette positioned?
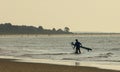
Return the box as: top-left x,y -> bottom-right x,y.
52,28 -> 56,31
64,27 -> 70,32
38,26 -> 44,30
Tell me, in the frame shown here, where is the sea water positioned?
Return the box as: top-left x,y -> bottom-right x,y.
0,34 -> 120,70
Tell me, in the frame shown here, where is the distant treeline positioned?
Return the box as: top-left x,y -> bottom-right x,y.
0,23 -> 73,34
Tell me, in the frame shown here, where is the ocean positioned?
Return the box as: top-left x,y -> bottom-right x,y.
0,34 -> 120,70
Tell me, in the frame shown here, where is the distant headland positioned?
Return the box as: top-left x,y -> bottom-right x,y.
0,23 -> 73,35
0,23 -> 120,35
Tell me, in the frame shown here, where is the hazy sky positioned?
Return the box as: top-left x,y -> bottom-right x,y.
0,0 -> 120,32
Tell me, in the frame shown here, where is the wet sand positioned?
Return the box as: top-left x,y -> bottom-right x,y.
0,59 -> 119,72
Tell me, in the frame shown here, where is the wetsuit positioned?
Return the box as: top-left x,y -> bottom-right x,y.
74,41 -> 82,54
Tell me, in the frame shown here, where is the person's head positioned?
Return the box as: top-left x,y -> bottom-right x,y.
75,39 -> 78,42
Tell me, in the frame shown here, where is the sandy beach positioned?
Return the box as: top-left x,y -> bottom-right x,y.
0,59 -> 119,72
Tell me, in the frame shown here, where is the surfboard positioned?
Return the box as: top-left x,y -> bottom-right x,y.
81,46 -> 92,52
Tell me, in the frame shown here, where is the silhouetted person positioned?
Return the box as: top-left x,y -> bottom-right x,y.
74,39 -> 82,54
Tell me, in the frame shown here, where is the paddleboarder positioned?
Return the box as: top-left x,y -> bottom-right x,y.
73,39 -> 82,54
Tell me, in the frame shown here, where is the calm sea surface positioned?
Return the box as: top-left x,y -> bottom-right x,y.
0,35 -> 120,70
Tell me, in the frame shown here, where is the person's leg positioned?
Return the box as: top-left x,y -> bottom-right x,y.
78,48 -> 81,54
75,48 -> 78,54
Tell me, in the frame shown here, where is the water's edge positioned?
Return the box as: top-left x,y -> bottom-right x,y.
0,56 -> 120,71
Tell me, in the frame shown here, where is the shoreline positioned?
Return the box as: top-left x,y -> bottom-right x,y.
15,58 -> 120,71
0,58 -> 119,72
0,56 -> 120,72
